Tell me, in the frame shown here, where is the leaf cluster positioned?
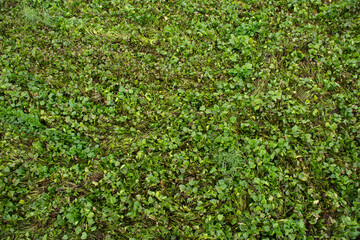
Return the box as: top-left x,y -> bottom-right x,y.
0,0 -> 359,239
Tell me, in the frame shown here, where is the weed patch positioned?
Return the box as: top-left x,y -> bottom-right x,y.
1,0 -> 359,239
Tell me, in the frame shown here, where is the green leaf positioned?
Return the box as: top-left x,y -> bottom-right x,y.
299,172 -> 308,182
75,227 -> 82,235
179,185 -> 186,191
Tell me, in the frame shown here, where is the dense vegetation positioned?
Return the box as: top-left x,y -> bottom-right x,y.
1,0 -> 359,239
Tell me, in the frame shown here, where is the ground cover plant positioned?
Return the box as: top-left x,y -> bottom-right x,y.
0,0 -> 359,239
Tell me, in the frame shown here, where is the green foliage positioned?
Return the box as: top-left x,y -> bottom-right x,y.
1,0 -> 359,239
